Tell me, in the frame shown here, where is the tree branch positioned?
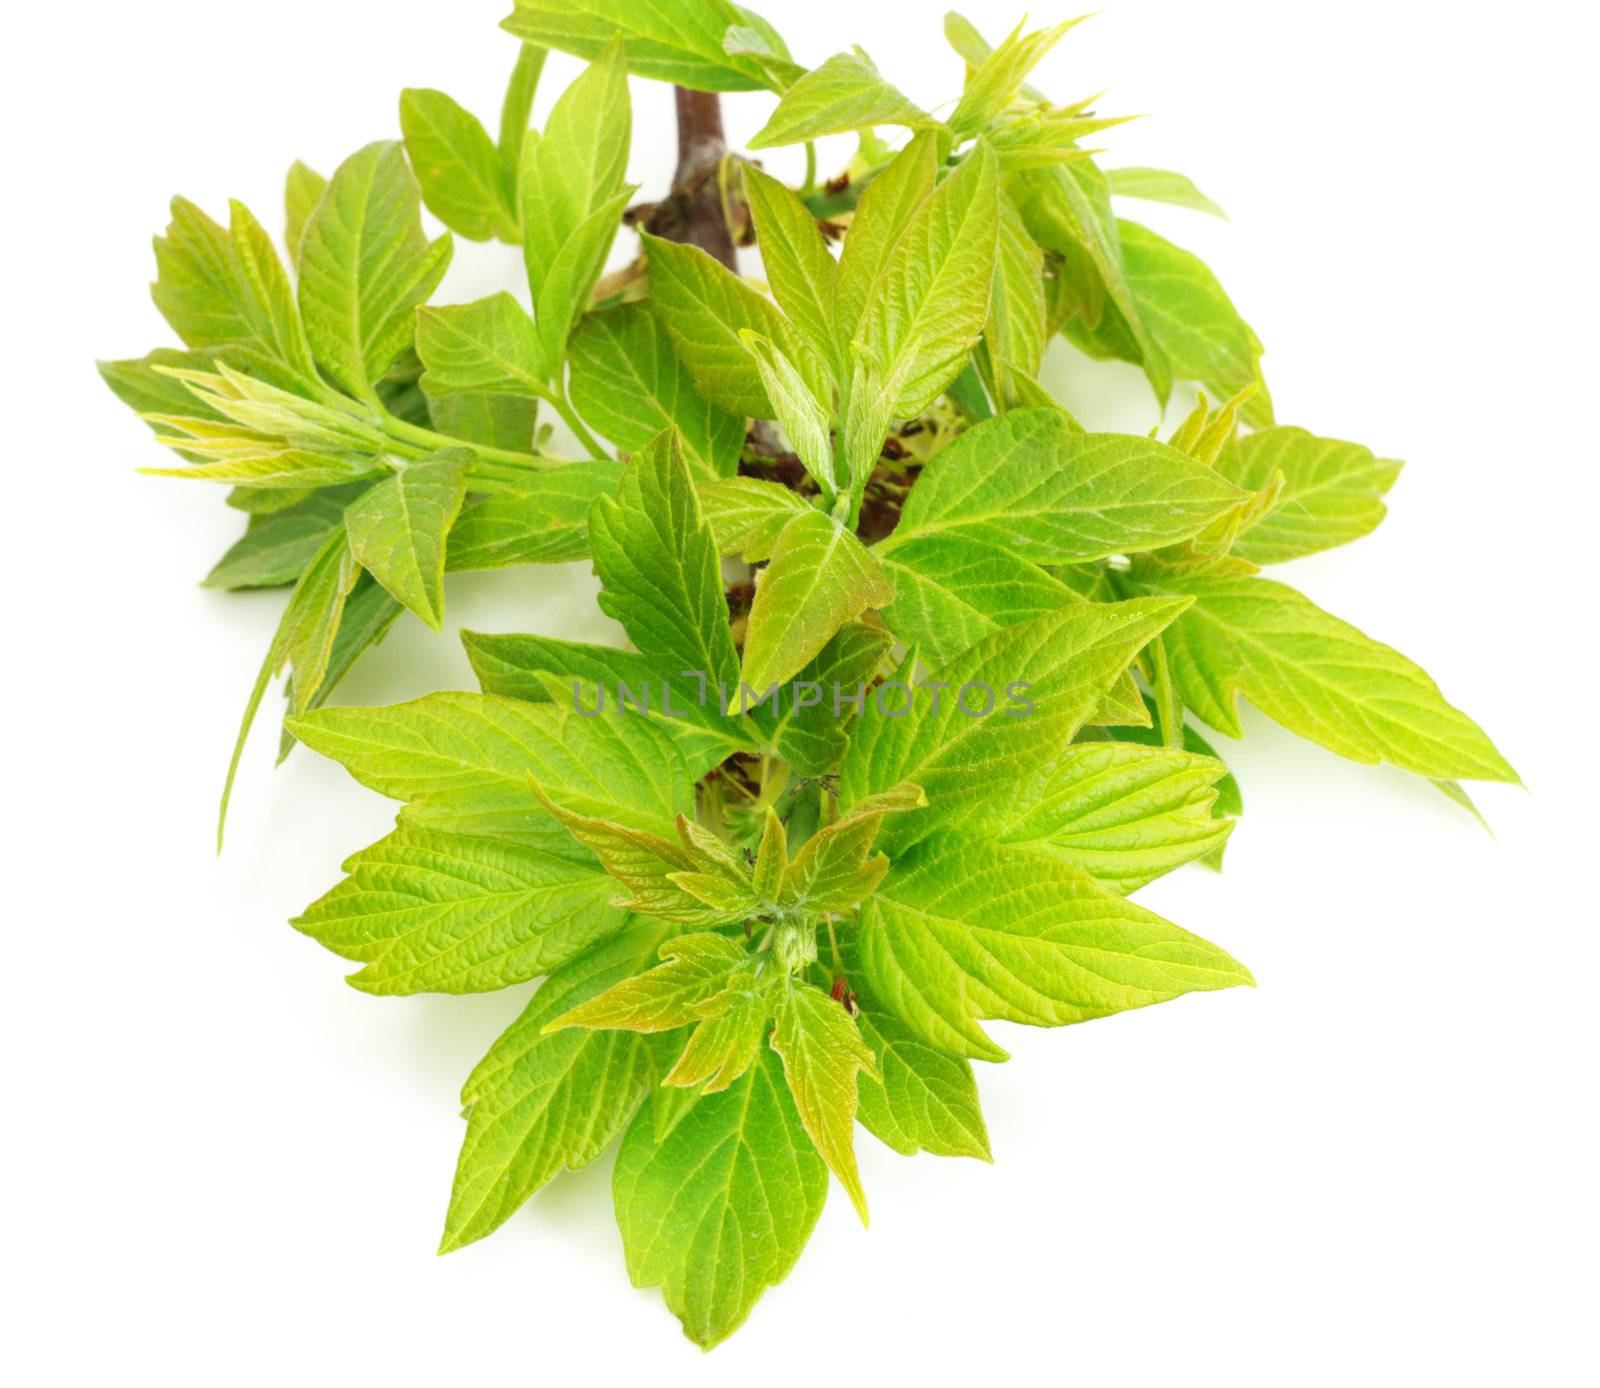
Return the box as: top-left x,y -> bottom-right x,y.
653,86 -> 738,271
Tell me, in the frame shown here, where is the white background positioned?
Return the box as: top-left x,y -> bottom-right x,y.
6,1 -> 1597,1382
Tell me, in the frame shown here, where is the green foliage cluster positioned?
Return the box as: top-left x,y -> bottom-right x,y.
102,2 -> 1515,1348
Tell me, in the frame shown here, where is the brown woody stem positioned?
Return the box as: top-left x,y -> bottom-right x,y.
667,86 -> 738,271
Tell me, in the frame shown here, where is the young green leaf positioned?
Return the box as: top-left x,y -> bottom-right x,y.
742,165 -> 839,373
948,18 -> 1081,137
446,461 -> 619,570
734,508 -> 893,709
519,38 -> 631,369
460,629 -> 746,770
748,49 -> 931,149
751,808 -> 787,900
1166,386 -> 1252,468
746,620 -> 891,776
1015,157 -> 1172,406
297,141 -> 453,400
535,187 -> 636,378
771,983 -> 875,1223
876,533 -> 1082,668
842,598 -> 1190,846
696,477 -> 813,561
1108,166 -> 1228,219
1138,572 -> 1518,783
548,932 -> 750,1032
215,527 -> 365,845
568,303 -> 744,478
833,131 -> 938,343
343,450 -> 470,630
400,87 -> 519,242
988,111 -> 1136,174
612,1045 -> 828,1349
203,484 -> 365,590
286,691 -> 699,844
1109,693 -> 1245,817
440,924 -> 668,1252
532,799 -> 756,925
151,361 -> 384,449
429,391 -> 539,453
415,292 -> 542,398
836,356 -> 899,498
99,349 -> 228,424
881,408 -> 1248,564
1069,220 -> 1271,426
644,232 -> 827,417
720,21 -> 806,91
858,835 -> 1254,1060
280,578 -> 405,748
661,973 -> 776,1093
284,161 -> 327,263
776,782 -> 922,917
738,331 -> 835,495
152,197 -> 323,394
502,0 -> 788,92
589,431 -> 740,696
854,139 -> 1000,418
987,740 -> 1235,893
982,195 -> 1048,406
840,932 -> 992,1160
142,415 -> 381,492
852,991 -> 992,1161
1094,669 -> 1157,731
293,825 -> 625,993
498,42 -> 548,180
1214,426 -> 1403,563
943,8 -> 996,66
279,529 -> 362,714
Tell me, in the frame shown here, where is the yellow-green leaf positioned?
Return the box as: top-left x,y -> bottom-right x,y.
1216,426 -> 1402,564
855,140 -> 1000,417
742,165 -> 839,371
343,450 -> 470,629
734,508 -> 893,709
297,141 -> 452,398
772,984 -> 875,1223
1140,572 -> 1518,783
858,836 -> 1253,1060
439,925 -> 667,1252
568,303 -> 744,478
547,933 -> 749,1032
612,1045 -> 827,1349
645,232 -> 827,417
739,330 -> 835,495
400,87 -> 518,242
749,48 -> 931,149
